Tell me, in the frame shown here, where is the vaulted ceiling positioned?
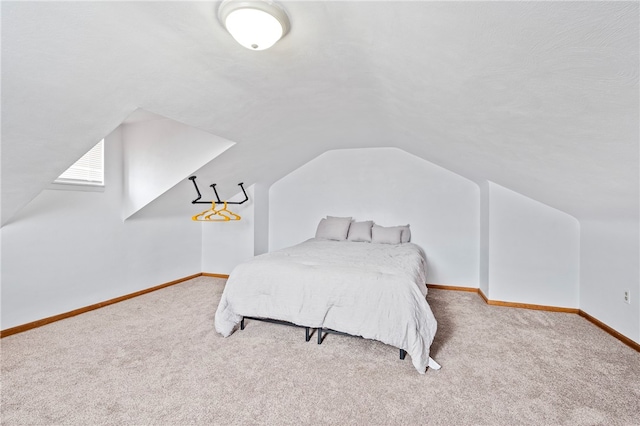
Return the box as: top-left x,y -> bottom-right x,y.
2,1 -> 638,225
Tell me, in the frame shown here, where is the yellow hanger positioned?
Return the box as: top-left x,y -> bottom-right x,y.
204,202 -> 231,221
215,201 -> 241,221
191,201 -> 240,222
192,202 -> 229,222
191,205 -> 210,221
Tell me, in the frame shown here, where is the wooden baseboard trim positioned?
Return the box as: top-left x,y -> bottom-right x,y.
478,288 -> 489,303
466,288 -> 579,313
427,284 -> 478,292
0,273 -> 203,338
201,273 -> 230,279
484,299 -> 579,314
578,310 -> 640,352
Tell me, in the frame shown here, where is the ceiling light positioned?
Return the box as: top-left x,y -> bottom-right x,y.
218,0 -> 290,51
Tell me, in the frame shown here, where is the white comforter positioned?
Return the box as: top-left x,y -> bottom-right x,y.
215,238 -> 438,373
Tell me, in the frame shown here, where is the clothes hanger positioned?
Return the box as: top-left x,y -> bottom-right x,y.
192,202 -> 228,221
215,201 -> 241,221
203,201 -> 231,221
191,204 -> 210,221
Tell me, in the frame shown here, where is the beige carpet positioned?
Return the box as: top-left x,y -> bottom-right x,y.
1,276 -> 639,425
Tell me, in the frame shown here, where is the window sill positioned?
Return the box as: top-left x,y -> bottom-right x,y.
48,182 -> 105,192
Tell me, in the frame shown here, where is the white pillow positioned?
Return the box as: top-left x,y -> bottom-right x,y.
315,217 -> 352,241
391,224 -> 411,243
327,215 -> 352,222
347,220 -> 374,242
371,224 -> 403,244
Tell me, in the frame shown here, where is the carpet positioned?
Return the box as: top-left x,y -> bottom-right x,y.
2,277 -> 639,425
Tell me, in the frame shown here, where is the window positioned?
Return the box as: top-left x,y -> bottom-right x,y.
55,139 -> 104,186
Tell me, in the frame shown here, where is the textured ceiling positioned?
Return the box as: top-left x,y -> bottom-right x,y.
1,1 -> 638,225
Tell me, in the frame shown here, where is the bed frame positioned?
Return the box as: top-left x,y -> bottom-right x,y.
240,316 -> 407,360
240,316 -> 312,341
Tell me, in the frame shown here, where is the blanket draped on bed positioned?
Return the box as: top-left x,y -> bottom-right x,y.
215,238 -> 438,373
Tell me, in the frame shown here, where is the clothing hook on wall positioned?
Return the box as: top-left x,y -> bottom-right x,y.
188,176 -> 248,205
189,176 -> 246,222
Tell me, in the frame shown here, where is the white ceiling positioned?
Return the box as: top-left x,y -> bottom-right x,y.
2,1 -> 638,224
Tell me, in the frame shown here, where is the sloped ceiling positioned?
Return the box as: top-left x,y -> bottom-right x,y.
121,109 -> 235,220
2,1 -> 638,225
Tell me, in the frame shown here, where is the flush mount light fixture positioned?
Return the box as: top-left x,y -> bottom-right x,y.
218,0 -> 290,51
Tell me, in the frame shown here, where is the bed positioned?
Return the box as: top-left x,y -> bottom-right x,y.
215,232 -> 440,374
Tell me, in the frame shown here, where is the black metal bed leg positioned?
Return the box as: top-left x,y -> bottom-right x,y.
400,349 -> 406,360
305,327 -> 310,342
317,328 -> 323,344
240,318 -> 245,330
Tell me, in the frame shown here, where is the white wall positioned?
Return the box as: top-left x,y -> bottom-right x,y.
484,182 -> 580,308
253,183 -> 270,256
269,148 -> 480,287
201,186 -> 256,275
580,220 -> 640,344
0,127 -> 201,330
479,181 -> 490,296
